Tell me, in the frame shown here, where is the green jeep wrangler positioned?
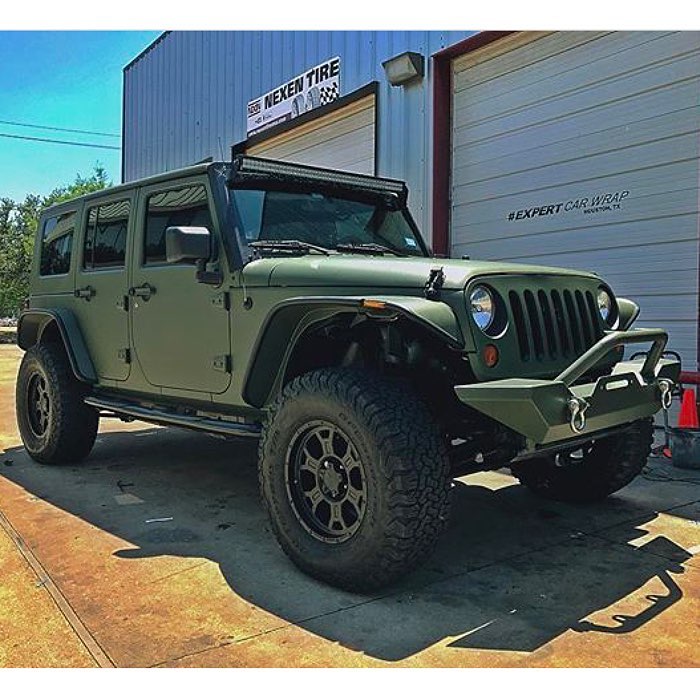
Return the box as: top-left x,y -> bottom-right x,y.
16,156 -> 679,591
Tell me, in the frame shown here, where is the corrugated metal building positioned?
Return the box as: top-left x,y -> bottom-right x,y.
123,30 -> 700,374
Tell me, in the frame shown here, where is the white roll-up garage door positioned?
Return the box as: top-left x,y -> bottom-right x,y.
450,31 -> 700,371
247,93 -> 375,175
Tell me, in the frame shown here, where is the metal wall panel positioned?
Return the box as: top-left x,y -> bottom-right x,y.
247,95 -> 375,174
123,31 -> 474,235
451,31 -> 700,371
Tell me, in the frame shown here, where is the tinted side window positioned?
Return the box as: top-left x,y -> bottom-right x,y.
144,185 -> 212,265
83,199 -> 130,270
40,211 -> 76,276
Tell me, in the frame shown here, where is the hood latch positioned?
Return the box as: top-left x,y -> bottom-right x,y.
424,266 -> 445,300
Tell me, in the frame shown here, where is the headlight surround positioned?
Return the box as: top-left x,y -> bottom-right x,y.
469,285 -> 495,332
597,287 -> 613,324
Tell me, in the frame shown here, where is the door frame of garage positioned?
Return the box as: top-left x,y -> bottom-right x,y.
431,30 -> 700,376
232,81 -> 379,173
430,31 -> 514,258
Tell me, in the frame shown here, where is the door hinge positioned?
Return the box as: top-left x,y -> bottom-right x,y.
212,354 -> 232,373
116,295 -> 129,312
118,348 -> 131,364
211,291 -> 231,311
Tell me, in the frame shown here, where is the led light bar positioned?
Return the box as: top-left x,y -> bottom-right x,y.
230,155 -> 408,202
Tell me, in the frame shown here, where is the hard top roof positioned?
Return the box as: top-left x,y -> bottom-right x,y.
43,156 -> 410,217
41,161 -> 223,216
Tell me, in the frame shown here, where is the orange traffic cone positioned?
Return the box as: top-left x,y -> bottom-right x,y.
660,388 -> 699,460
678,388 -> 699,429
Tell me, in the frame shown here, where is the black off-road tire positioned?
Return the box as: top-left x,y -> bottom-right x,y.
258,368 -> 452,591
16,342 -> 98,464
511,418 -> 653,503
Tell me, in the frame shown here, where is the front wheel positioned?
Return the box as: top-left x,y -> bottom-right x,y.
511,418 -> 653,503
258,368 -> 452,591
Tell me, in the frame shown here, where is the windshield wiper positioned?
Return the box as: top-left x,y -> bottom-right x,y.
335,242 -> 405,256
249,239 -> 332,256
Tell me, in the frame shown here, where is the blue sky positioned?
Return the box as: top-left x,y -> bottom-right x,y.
0,31 -> 160,201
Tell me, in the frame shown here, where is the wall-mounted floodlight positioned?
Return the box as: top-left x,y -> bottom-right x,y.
382,51 -> 425,86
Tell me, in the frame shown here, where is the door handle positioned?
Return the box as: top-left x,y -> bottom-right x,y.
74,285 -> 95,300
129,283 -> 156,301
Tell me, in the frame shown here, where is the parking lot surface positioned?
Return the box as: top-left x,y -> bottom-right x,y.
1,344 -> 699,667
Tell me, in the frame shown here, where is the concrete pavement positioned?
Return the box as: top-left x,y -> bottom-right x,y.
0,505 -> 95,667
1,344 -> 699,667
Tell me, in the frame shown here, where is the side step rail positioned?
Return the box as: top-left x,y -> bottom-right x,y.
85,395 -> 262,439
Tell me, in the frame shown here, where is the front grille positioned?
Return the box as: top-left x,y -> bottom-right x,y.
508,287 -> 604,362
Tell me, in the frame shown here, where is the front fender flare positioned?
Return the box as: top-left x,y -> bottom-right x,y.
617,297 -> 640,331
242,295 -> 464,408
18,308 -> 97,384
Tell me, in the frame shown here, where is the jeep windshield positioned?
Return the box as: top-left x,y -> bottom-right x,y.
230,188 -> 428,258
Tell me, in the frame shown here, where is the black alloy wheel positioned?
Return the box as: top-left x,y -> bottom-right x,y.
286,420 -> 367,543
26,370 -> 51,438
16,342 -> 99,464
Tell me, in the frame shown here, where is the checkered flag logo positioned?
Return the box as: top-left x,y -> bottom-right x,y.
319,82 -> 339,105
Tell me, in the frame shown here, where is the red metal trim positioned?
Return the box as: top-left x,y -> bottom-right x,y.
432,30 -> 515,61
431,53 -> 451,257
680,371 -> 700,385
697,129 -> 700,373
431,31 -> 514,257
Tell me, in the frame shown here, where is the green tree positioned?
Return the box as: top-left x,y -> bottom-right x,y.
0,165 -> 110,317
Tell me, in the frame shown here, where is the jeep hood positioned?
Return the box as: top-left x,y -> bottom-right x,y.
243,255 -> 600,289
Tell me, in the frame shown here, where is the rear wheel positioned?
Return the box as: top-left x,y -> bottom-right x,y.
258,368 -> 452,591
511,419 -> 653,503
16,342 -> 98,464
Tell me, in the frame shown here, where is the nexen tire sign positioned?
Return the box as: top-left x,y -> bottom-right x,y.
247,57 -> 341,136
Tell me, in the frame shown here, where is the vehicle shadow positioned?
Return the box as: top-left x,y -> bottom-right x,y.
0,425 -> 695,664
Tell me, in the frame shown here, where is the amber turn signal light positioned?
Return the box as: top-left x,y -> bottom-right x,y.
361,299 -> 387,310
483,344 -> 499,368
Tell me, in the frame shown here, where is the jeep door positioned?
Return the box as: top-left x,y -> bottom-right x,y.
129,178 -> 231,395
73,193 -> 134,382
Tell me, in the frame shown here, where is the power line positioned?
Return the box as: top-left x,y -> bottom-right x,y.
0,132 -> 120,151
0,118 -> 120,139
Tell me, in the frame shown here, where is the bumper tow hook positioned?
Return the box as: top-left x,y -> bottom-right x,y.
568,397 -> 590,434
658,379 -> 674,410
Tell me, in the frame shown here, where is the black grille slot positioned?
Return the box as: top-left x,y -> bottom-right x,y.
575,290 -> 593,348
563,290 -> 583,354
551,290 -> 571,357
585,291 -> 603,340
538,290 -> 558,358
509,291 -> 530,361
507,285 -> 602,363
523,290 -> 545,360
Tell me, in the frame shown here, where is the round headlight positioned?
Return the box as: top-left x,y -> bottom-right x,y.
470,286 -> 495,331
597,288 -> 613,323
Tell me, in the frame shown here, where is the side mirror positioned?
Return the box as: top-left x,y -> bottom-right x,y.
165,226 -> 211,264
